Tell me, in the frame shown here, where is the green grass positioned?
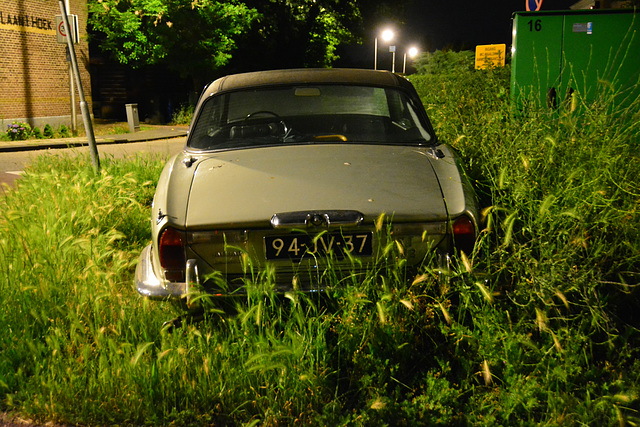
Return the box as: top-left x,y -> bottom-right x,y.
1,68 -> 639,425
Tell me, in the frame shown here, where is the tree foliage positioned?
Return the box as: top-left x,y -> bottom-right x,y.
223,0 -> 361,72
88,0 -> 258,85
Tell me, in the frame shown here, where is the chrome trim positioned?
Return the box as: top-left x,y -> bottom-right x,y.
187,229 -> 248,244
271,210 -> 364,229
185,259 -> 200,307
134,244 -> 186,300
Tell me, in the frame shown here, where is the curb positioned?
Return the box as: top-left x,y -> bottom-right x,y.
0,127 -> 188,153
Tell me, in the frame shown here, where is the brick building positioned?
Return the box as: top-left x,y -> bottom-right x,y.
0,0 -> 91,129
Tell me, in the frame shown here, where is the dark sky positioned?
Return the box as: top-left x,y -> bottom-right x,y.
336,0 -> 579,68
405,0 -> 578,49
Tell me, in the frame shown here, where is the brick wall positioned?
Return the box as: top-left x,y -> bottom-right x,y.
0,0 -> 91,128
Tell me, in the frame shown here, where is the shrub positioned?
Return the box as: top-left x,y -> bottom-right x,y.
5,121 -> 32,140
32,127 -> 44,139
413,49 -> 475,75
171,103 -> 194,125
58,124 -> 70,138
43,124 -> 55,139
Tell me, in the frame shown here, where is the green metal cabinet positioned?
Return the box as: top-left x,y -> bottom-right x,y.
511,9 -> 640,112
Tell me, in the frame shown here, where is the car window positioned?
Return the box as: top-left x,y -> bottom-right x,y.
188,84 -> 433,151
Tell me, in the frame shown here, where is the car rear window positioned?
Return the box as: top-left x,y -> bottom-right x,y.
188,84 -> 433,151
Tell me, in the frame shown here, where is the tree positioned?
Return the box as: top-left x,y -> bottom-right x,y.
88,0 -> 258,88
227,0 -> 361,72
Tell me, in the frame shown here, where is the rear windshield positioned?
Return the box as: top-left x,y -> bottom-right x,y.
188,84 -> 434,151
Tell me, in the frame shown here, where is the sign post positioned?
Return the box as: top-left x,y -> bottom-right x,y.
57,3 -> 99,172
56,14 -> 79,134
389,45 -> 396,73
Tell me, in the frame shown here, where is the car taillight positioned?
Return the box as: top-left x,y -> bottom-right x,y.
159,227 -> 186,282
452,215 -> 476,255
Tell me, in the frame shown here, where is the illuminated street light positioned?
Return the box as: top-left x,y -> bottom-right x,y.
381,29 -> 394,42
403,46 -> 419,74
374,28 -> 394,70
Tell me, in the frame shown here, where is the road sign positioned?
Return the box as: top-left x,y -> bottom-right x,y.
475,44 -> 506,69
55,15 -> 79,44
526,0 -> 544,11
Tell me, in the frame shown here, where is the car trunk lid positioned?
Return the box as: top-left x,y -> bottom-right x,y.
185,144 -> 448,228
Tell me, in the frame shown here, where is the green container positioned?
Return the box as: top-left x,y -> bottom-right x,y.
511,9 -> 640,113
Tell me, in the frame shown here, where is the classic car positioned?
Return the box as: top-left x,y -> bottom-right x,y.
135,68 -> 479,301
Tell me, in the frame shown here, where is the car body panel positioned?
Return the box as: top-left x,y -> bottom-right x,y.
185,144 -> 448,229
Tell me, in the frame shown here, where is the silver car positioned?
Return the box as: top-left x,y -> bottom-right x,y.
135,68 -> 479,301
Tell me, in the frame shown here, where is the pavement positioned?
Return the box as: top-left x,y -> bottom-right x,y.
0,125 -> 188,153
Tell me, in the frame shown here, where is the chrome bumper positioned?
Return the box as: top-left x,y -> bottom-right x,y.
134,244 -> 186,299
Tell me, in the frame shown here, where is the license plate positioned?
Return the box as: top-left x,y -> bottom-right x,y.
265,232 -> 373,260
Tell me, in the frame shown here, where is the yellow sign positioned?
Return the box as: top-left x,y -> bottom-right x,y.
475,44 -> 506,69
0,12 -> 56,35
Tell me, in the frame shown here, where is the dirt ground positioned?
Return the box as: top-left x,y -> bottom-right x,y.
0,412 -> 73,427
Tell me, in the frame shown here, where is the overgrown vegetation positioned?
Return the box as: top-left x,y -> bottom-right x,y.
412,49 -> 475,75
2,123 -> 77,141
1,121 -> 146,142
0,67 -> 638,425
171,104 -> 195,126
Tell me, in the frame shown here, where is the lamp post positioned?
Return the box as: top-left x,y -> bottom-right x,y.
403,46 -> 419,74
374,29 -> 394,70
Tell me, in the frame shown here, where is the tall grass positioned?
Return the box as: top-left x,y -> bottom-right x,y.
0,68 -> 638,425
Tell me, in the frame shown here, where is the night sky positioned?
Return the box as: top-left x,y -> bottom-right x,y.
336,0 -> 580,68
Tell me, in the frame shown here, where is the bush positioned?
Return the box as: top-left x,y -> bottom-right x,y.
57,124 -> 70,138
171,103 -> 194,125
413,49 -> 475,75
5,121 -> 32,140
32,127 -> 44,139
43,124 -> 55,139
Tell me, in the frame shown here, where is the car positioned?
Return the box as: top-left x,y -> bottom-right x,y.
135,68 -> 479,303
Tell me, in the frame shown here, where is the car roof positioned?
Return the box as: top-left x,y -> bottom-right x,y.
202,68 -> 417,97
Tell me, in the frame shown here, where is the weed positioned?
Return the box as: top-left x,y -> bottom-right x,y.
0,68 -> 638,425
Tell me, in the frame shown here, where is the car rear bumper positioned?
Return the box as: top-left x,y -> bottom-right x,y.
135,242 -> 454,301
135,244 -> 186,299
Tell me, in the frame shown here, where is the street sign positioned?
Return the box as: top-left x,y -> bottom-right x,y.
55,15 -> 79,44
475,44 -> 506,69
526,0 -> 543,11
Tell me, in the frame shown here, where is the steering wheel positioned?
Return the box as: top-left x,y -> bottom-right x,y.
245,110 -> 281,120
244,111 -> 289,136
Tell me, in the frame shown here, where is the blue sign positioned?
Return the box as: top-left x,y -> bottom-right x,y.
526,0 -> 543,11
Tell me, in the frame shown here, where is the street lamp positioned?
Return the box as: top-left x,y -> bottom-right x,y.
374,29 -> 394,70
403,46 -> 419,74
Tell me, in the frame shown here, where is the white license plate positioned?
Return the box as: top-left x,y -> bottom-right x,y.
265,232 -> 372,260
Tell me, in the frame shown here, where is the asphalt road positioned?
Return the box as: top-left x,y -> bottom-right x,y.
0,137 -> 186,189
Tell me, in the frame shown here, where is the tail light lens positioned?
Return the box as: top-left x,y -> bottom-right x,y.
452,215 -> 476,255
159,227 -> 186,282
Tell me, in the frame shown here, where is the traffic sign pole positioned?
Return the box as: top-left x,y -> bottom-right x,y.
58,1 -> 100,172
